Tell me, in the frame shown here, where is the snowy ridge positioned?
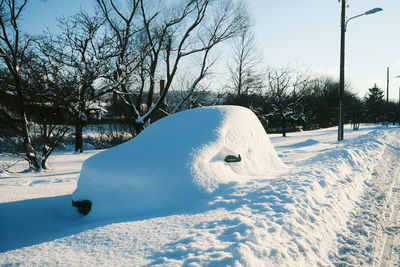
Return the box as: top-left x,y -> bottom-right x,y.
330,129 -> 400,266
154,129 -> 393,266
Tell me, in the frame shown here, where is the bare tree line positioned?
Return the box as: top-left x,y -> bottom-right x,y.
0,0 -> 250,170
224,27 -> 400,137
1,0 -> 398,171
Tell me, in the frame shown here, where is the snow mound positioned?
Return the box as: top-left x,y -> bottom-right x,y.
72,106 -> 284,218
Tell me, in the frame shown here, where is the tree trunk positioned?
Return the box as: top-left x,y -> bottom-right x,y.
133,121 -> 145,136
282,117 -> 287,137
16,81 -> 40,170
41,158 -> 48,170
75,124 -> 83,153
25,140 -> 40,170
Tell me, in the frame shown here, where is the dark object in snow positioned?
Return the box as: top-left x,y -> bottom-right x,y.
72,200 -> 92,215
224,154 -> 241,163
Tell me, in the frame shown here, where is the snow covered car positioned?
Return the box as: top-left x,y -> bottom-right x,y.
72,106 -> 284,218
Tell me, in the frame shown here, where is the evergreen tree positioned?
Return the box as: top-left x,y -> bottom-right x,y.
365,84 -> 385,123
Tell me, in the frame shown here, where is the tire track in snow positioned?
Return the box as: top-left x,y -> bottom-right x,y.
378,185 -> 400,266
330,131 -> 400,267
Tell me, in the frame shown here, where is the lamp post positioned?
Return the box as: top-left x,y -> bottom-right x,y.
385,73 -> 400,126
397,76 -> 400,104
396,75 -> 400,125
387,67 -> 389,127
338,2 -> 383,141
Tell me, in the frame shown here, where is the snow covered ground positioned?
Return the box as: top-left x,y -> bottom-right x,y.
1,120 -> 400,266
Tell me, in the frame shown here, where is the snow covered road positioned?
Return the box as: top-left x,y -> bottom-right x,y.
378,178 -> 400,266
1,125 -> 400,266
325,130 -> 400,266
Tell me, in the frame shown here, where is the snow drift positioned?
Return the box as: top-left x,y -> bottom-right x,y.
72,106 -> 284,218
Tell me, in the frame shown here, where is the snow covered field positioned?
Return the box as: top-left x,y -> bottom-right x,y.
1,119 -> 400,266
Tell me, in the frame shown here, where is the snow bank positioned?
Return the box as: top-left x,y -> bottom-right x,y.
72,106 -> 284,218
146,129 -> 399,266
3,125 -> 400,266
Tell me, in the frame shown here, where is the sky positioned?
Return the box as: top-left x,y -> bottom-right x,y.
20,0 -> 400,100
248,0 -> 400,100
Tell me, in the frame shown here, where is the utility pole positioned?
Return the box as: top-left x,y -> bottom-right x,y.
387,67 -> 389,102
338,0 -> 346,141
387,67 -> 389,127
337,3 -> 382,140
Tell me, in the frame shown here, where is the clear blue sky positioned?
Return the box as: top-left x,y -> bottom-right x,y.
248,0 -> 400,100
21,0 -> 400,100
21,0 -> 92,32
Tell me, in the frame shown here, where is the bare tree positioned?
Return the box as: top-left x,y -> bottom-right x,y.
98,0 -> 248,134
96,0 -> 144,132
168,0 -> 248,113
227,26 -> 264,105
0,0 -> 74,169
266,67 -> 311,137
45,12 -> 117,152
0,0 -> 41,169
20,48 -> 71,169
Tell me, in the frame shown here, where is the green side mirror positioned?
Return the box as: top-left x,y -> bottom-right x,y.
224,154 -> 241,163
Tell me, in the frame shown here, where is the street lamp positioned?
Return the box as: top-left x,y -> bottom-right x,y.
365,8 -> 384,15
384,71 -> 400,126
338,2 -> 383,141
396,75 -> 400,113
386,67 -> 390,127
